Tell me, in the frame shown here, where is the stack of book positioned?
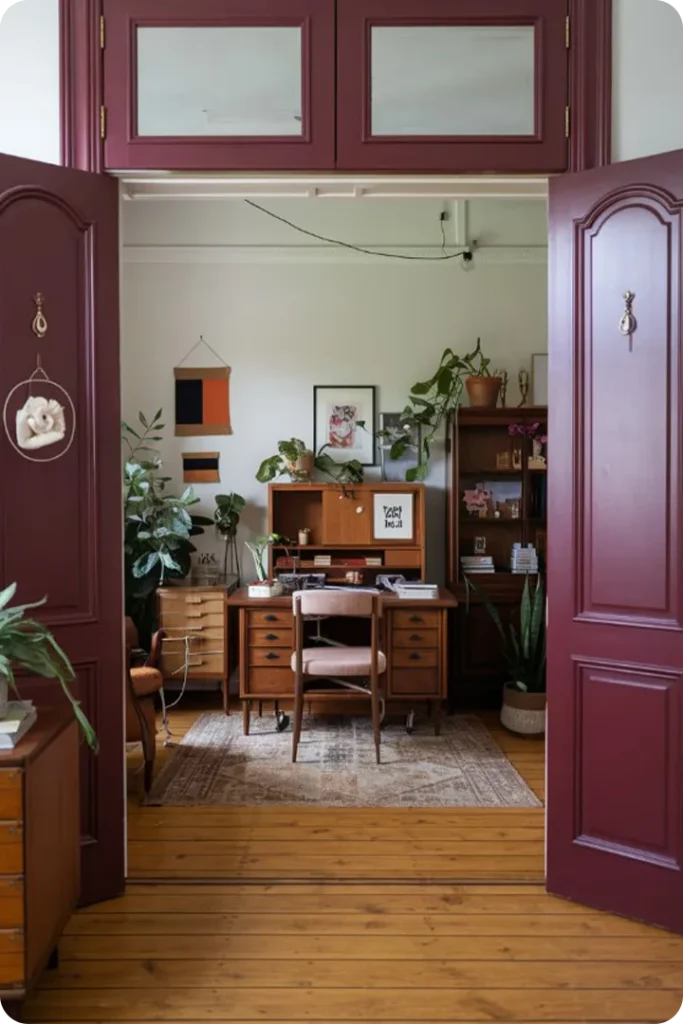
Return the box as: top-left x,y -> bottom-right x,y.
395,583 -> 438,600
0,701 -> 37,750
313,555 -> 332,567
460,556 -> 495,575
510,544 -> 539,574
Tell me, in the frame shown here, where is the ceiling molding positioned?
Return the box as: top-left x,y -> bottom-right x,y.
122,244 -> 548,266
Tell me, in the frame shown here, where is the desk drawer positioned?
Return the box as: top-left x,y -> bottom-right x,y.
161,650 -> 225,677
392,649 -> 438,669
245,668 -> 295,696
250,628 -> 293,648
391,668 -> 440,697
159,592 -> 224,614
161,625 -> 225,642
0,825 -> 23,876
0,879 -> 23,930
392,629 -> 438,649
392,609 -> 440,629
248,610 -> 293,629
159,611 -> 224,630
0,773 -> 21,821
249,648 -> 291,668
0,929 -> 24,987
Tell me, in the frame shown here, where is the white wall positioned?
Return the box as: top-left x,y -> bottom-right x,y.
121,198 -> 548,584
0,0 -> 60,163
613,0 -> 683,162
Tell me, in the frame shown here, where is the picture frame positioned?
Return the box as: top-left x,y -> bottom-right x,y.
313,386 -> 377,466
532,353 -> 548,406
378,412 -> 422,482
373,492 -> 414,541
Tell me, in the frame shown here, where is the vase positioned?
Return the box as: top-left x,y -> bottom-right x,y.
500,684 -> 546,736
466,376 -> 502,409
287,452 -> 314,481
0,677 -> 8,720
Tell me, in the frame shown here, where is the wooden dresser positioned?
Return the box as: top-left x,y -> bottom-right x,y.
157,584 -> 230,711
0,709 -> 79,1006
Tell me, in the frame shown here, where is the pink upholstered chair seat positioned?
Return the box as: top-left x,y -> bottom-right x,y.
291,646 -> 387,677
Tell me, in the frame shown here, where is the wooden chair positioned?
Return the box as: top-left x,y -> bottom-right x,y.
125,617 -> 165,795
291,591 -> 386,764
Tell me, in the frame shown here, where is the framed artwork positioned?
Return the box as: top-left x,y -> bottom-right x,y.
313,386 -> 376,466
373,492 -> 414,541
532,354 -> 548,406
379,412 -> 422,482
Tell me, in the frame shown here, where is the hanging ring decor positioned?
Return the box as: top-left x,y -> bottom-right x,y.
2,357 -> 76,463
32,293 -> 48,339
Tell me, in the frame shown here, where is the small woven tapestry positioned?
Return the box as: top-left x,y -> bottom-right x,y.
182,451 -> 220,483
174,367 -> 231,436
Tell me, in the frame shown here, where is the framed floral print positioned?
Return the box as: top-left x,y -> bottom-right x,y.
313,385 -> 376,466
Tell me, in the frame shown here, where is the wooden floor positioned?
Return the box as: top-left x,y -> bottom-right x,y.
23,882 -> 683,1022
126,699 -> 546,883
20,699 -> 683,1022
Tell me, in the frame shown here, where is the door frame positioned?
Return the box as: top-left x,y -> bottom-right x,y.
59,0 -> 613,174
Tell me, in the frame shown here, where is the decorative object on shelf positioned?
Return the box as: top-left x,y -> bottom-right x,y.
619,290 -> 637,338
174,337 -> 231,437
497,370 -> 509,407
122,410 -> 213,645
246,533 -> 287,582
463,484 -> 492,516
345,570 -> 363,585
298,528 -> 311,546
3,355 -> 76,464
531,353 -> 548,406
510,420 -> 547,469
0,583 -> 97,747
257,438 -> 314,483
182,451 -> 220,483
313,385 -> 376,467
378,411 -> 423,482
465,339 -> 502,408
518,369 -> 530,407
510,543 -> 539,574
214,492 -> 245,583
402,338 -> 497,481
32,292 -> 49,339
465,574 -> 546,735
193,553 -> 221,585
512,449 -> 523,470
248,580 -> 284,599
496,451 -> 511,470
373,492 -> 414,540
474,536 -> 487,555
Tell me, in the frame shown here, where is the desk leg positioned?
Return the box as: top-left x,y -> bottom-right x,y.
433,699 -> 442,737
242,700 -> 250,736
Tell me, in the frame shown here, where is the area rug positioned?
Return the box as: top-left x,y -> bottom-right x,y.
146,714 -> 542,808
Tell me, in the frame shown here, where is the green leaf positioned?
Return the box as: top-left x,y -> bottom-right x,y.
406,464 -> 428,482
0,584 -> 17,611
139,411 -> 148,427
122,422 -> 140,439
437,368 -> 452,395
389,440 -> 408,461
410,381 -> 431,396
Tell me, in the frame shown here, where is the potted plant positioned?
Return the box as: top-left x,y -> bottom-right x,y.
463,337 -> 502,409
0,583 -> 97,749
245,534 -> 287,597
466,574 -> 546,735
123,411 -> 213,645
214,492 -> 246,582
256,439 -> 315,483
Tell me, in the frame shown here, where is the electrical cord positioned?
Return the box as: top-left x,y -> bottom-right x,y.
244,199 -> 474,263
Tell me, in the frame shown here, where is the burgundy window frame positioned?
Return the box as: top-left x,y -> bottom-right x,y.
59,0 -> 611,174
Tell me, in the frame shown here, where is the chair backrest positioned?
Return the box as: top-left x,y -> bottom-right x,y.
294,590 -> 375,618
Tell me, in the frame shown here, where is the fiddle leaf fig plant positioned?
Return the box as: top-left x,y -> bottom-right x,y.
0,584 -> 97,749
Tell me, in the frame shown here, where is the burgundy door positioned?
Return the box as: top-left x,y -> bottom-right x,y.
0,153 -> 123,906
547,148 -> 683,933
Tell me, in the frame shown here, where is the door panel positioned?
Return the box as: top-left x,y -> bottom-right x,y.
322,492 -> 372,546
0,153 -> 123,906
548,149 -> 683,933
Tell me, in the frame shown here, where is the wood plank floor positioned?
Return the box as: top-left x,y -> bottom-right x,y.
22,882 -> 683,1023
126,699 -> 545,883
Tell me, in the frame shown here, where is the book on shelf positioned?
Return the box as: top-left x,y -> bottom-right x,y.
395,583 -> 438,600
364,557 -> 383,567
461,555 -> 495,575
0,702 -> 37,749
313,555 -> 332,567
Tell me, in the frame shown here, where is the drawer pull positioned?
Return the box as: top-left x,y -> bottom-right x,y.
409,652 -> 422,661
409,634 -> 423,641
265,633 -> 278,641
409,615 -> 423,624
265,652 -> 280,661
265,614 -> 277,622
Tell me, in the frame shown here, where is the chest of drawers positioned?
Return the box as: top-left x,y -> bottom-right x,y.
157,585 -> 229,711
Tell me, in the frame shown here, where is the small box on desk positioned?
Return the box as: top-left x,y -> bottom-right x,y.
247,581 -> 284,599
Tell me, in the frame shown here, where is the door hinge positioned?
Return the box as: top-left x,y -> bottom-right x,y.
100,105 -> 107,140
565,15 -> 570,49
565,105 -> 571,139
100,15 -> 105,49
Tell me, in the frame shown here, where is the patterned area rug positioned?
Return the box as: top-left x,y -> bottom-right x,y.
147,714 -> 542,808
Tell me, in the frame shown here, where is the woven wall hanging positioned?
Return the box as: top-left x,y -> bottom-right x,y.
174,337 -> 231,437
182,451 -> 220,484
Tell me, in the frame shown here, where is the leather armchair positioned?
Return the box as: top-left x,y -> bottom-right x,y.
125,618 -> 164,795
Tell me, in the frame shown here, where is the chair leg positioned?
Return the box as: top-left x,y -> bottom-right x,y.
371,677 -> 381,765
292,676 -> 304,763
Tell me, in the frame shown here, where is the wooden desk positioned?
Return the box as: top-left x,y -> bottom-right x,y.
228,588 -> 457,735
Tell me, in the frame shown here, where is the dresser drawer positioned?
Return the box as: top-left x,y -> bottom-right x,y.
0,929 -> 24,987
250,628 -> 293,648
0,879 -> 23,930
392,649 -> 438,669
161,650 -> 225,677
392,628 -> 438,649
392,609 -> 440,629
249,648 -> 291,668
248,609 -> 293,629
159,611 -> 224,630
159,592 -> 225,614
0,773 -> 22,821
0,824 -> 23,876
244,668 -> 295,696
390,668 -> 440,697
161,624 -> 225,642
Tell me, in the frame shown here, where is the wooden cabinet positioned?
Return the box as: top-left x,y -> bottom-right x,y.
99,0 -> 609,174
0,711 -> 79,1006
157,585 -> 229,711
321,490 -> 372,546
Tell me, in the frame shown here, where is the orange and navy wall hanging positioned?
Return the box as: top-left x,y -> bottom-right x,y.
182,451 -> 221,484
174,367 -> 231,436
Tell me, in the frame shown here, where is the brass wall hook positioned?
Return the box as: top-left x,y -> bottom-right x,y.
32,294 -> 48,339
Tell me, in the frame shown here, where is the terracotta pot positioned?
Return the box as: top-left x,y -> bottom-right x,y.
500,684 -> 546,736
466,375 -> 502,409
287,452 -> 314,480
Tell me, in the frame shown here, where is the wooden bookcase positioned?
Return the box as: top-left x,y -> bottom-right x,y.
268,482 -> 426,585
446,406 -> 548,707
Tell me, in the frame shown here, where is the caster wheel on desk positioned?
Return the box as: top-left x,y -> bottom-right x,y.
275,710 -> 290,733
405,710 -> 416,735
